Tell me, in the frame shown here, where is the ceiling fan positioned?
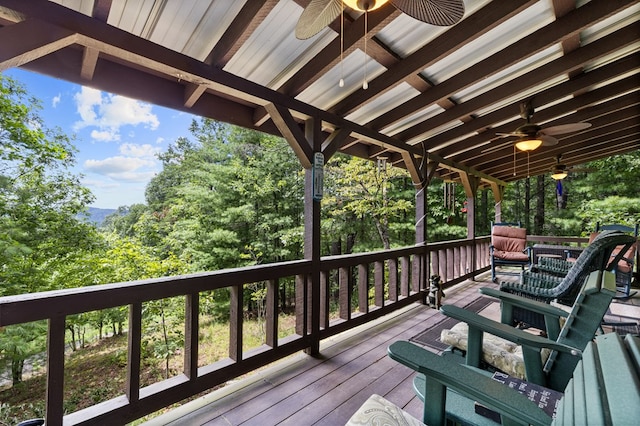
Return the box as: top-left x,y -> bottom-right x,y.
550,154 -> 592,180
496,100 -> 592,152
295,0 -> 465,40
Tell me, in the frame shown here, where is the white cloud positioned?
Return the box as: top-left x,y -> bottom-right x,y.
120,143 -> 161,159
81,177 -> 120,189
91,129 -> 120,142
73,87 -> 160,142
85,156 -> 154,174
156,137 -> 165,144
52,93 -> 61,108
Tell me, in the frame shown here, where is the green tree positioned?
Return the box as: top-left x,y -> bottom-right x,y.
140,119 -> 305,271
323,155 -> 414,251
0,74 -> 95,385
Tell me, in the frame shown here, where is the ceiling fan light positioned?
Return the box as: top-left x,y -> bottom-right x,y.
342,0 -> 389,12
551,171 -> 568,180
515,138 -> 542,151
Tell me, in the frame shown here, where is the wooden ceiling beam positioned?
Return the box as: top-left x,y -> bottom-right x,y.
368,0 -> 636,132
322,127 -> 351,161
80,46 -> 99,80
91,0 -> 112,23
494,135 -> 640,181
432,75 -> 638,167
184,82 -> 207,108
278,5 -> 399,96
20,47 -> 279,135
476,112 -> 640,178
332,0 -> 537,117
430,55 -> 639,156
0,19 -> 76,71
400,27 -> 639,146
264,103 -> 313,168
204,0 -> 277,68
401,152 -> 425,188
439,133 -> 639,182
436,95 -> 640,182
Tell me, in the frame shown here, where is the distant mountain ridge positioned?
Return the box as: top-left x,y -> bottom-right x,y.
82,207 -> 117,226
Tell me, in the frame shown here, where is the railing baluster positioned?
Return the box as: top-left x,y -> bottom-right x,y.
411,254 -> 420,293
320,270 -> 329,329
46,315 -> 65,426
339,266 -> 350,320
0,238 -> 494,424
230,285 -> 243,361
127,302 -> 141,402
388,258 -> 398,301
266,279 -> 278,347
295,274 -> 306,336
431,250 -> 440,280
374,261 -> 384,307
400,256 -> 410,297
447,247 -> 454,281
358,263 -> 369,313
184,293 -> 199,379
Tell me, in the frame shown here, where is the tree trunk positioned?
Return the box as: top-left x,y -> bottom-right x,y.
524,177 -> 531,230
534,175 -> 545,234
68,325 -> 77,352
12,358 -> 23,385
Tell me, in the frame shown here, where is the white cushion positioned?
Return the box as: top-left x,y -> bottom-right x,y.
441,322 -> 550,380
346,394 -> 425,426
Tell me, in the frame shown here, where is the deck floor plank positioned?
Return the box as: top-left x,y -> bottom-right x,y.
145,270 -> 639,425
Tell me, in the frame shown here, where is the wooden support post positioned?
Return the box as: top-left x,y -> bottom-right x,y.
490,181 -> 505,224
460,171 -> 479,280
304,117 -> 321,356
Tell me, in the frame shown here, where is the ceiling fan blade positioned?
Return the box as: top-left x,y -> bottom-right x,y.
390,0 -> 465,26
295,0 -> 342,40
542,122 -> 591,136
481,139 -> 512,154
540,134 -> 558,146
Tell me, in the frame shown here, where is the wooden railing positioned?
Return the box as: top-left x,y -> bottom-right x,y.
0,237 -> 490,425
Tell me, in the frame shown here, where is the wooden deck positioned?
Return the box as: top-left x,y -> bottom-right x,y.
142,270 -> 639,426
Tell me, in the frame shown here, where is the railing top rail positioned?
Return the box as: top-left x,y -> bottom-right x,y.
526,235 -> 591,245
0,236 -> 492,326
0,259 -> 310,326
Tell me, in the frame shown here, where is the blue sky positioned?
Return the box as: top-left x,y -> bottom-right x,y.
3,68 -> 198,209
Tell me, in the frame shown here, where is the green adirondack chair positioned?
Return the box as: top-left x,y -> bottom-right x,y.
440,268 -> 620,392
497,231 -> 636,330
379,332 -> 640,426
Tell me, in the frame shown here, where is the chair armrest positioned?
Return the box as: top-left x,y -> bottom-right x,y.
480,288 -> 569,319
480,287 -> 568,340
441,304 -> 577,354
505,271 -> 563,290
441,303 -> 581,385
388,341 -> 552,426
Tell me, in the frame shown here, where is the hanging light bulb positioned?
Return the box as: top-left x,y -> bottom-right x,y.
342,1 -> 389,12
551,168 -> 568,180
514,138 -> 543,151
339,1 -> 345,87
339,1 -> 389,89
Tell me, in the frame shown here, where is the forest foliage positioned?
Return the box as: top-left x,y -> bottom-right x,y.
1,73 -> 639,399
